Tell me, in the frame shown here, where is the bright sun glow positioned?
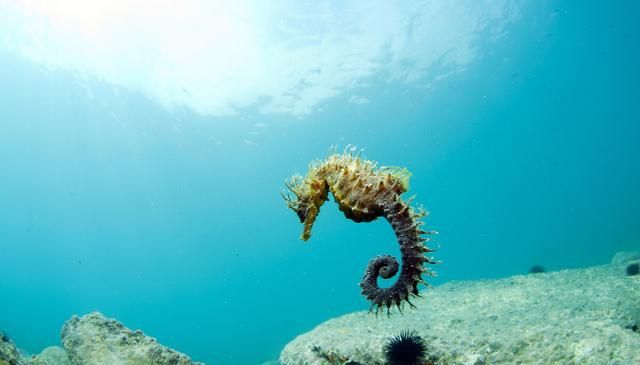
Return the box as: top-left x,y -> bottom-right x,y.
0,0 -> 521,117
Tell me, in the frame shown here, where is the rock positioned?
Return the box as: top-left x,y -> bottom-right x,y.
0,332 -> 25,365
28,347 -> 70,365
611,251 -> 640,265
61,312 -> 205,365
280,263 -> 640,365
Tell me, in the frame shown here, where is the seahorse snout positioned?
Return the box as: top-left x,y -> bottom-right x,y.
300,205 -> 319,241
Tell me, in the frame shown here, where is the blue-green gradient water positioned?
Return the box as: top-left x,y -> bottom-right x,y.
0,1 -> 638,364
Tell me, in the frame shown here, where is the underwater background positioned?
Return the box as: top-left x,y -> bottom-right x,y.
0,1 -> 638,365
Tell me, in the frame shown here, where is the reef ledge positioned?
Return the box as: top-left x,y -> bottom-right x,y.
280,251 -> 640,365
61,312 -> 205,365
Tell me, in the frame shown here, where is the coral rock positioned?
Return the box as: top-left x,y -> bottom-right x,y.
0,332 -> 25,365
611,251 -> 640,265
61,312 -> 205,365
280,263 -> 640,365
28,347 -> 71,365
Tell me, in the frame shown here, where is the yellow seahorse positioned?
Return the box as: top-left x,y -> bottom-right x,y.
282,149 -> 436,314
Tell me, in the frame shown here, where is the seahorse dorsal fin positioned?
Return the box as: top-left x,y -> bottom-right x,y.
380,166 -> 412,191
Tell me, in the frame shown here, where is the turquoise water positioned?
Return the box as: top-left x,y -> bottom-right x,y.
0,1 -> 638,365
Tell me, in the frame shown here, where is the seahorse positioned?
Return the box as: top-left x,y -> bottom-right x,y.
282,149 -> 436,314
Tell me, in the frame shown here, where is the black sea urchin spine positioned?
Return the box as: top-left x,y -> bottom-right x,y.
384,330 -> 428,365
360,198 -> 433,314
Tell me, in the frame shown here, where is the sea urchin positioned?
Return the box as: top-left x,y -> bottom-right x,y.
383,330 -> 427,365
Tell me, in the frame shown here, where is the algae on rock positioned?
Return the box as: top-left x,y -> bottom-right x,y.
27,347 -> 70,365
0,332 -> 25,365
61,312 -> 205,365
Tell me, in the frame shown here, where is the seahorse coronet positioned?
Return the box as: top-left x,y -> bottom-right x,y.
283,151 -> 435,314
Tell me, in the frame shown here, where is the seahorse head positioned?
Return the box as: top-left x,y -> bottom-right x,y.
282,174 -> 326,241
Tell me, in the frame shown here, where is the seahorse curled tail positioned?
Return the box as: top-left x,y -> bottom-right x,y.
360,196 -> 435,314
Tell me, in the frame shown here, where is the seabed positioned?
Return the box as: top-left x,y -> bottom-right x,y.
1,251 -> 639,365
